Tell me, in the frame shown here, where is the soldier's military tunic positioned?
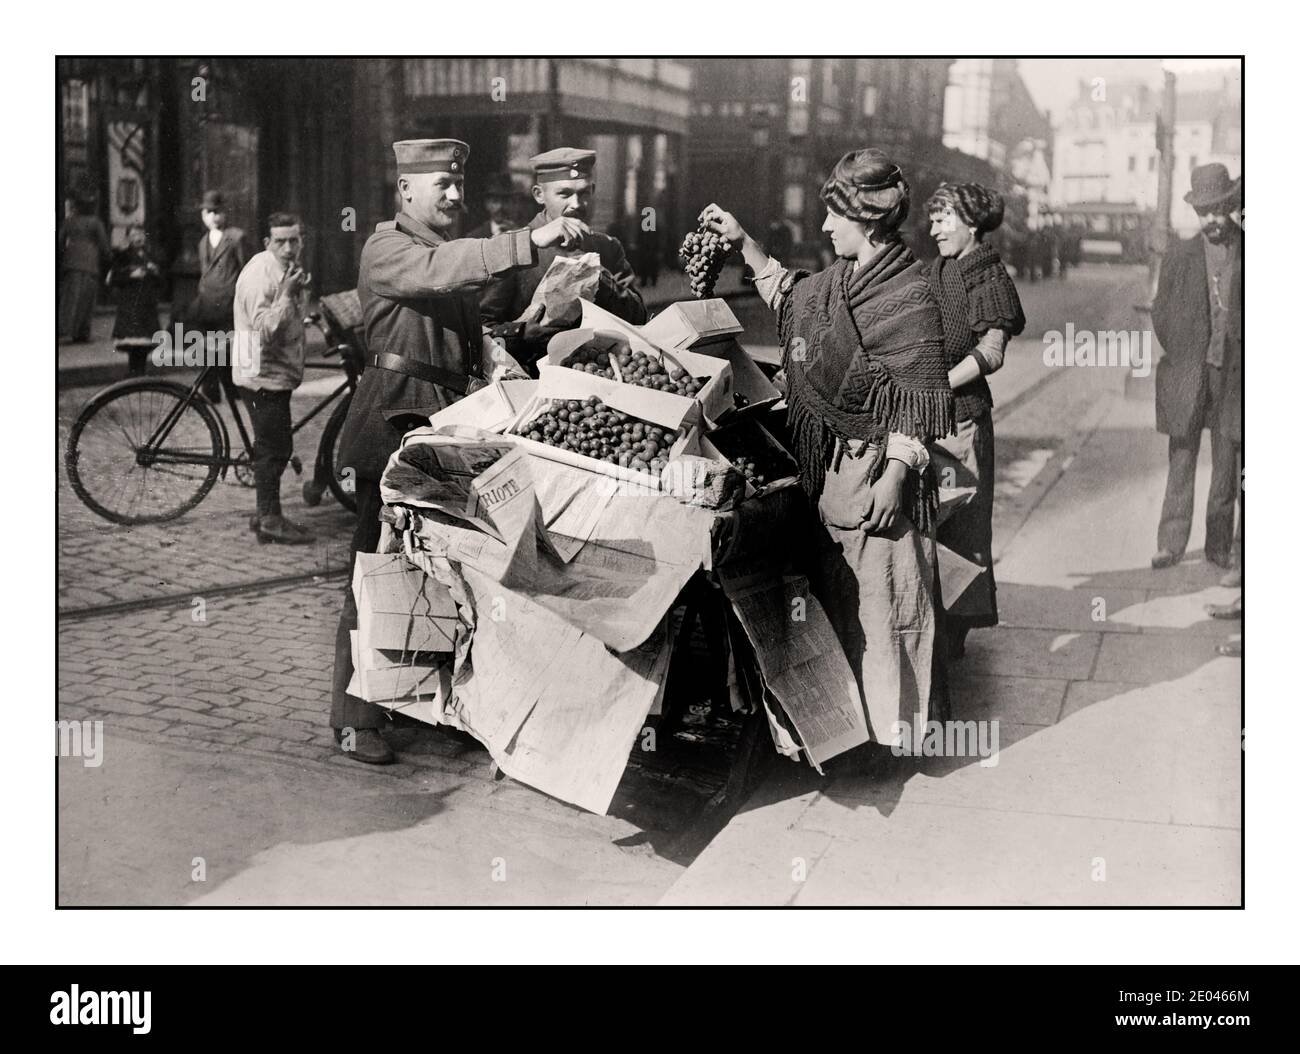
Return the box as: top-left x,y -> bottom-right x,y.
338,211 -> 537,481
331,210 -> 537,732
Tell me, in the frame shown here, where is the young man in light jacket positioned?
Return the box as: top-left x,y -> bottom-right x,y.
233,212 -> 312,545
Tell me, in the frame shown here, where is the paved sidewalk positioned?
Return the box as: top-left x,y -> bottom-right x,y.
660,386 -> 1242,906
59,729 -> 683,906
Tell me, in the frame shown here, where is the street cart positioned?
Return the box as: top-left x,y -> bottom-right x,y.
351,298 -> 965,816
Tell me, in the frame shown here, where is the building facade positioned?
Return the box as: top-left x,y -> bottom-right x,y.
942,58 -> 1053,237
59,57 -> 360,299
391,58 -> 692,254
58,58 -> 692,299
1050,72 -> 1241,234
687,58 -> 993,263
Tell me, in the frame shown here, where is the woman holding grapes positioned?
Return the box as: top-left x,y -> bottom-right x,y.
700,149 -> 955,758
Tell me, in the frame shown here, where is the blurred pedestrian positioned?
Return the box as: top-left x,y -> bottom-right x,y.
925,183 -> 1026,660
232,212 -> 314,546
58,194 -> 110,343
637,213 -> 661,288
190,190 -> 249,404
1151,164 -> 1242,570
107,225 -> 164,376
464,172 -> 519,239
765,218 -> 794,260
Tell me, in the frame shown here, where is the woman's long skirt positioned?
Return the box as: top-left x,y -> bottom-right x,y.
933,411 -> 998,631
806,442 -> 944,746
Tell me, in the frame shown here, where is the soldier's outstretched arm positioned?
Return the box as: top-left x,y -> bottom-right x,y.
367,228 -> 538,299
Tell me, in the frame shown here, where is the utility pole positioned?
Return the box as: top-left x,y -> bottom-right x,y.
1148,69 -> 1178,304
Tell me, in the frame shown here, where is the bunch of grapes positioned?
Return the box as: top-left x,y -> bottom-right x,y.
679,223 -> 730,298
522,396 -> 679,475
564,347 -> 704,397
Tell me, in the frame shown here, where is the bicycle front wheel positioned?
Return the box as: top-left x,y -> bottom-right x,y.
65,381 -> 226,525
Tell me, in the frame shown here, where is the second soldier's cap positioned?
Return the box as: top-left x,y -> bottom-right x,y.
530,147 -> 596,183
392,139 -> 470,175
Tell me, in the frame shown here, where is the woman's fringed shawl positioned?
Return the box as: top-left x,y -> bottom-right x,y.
930,241 -> 1026,421
777,240 -> 955,531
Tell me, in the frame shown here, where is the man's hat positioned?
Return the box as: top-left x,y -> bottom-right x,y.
483,172 -> 518,197
393,139 -> 470,175
530,147 -> 596,184
1185,163 -> 1241,210
201,190 -> 227,211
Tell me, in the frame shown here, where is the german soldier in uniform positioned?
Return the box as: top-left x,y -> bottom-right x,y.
331,138 -> 590,764
480,147 -> 646,374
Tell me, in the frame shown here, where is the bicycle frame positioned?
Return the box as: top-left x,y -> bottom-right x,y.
139,327 -> 358,477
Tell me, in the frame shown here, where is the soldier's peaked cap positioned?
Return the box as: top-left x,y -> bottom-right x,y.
530,147 -> 596,183
393,139 -> 470,175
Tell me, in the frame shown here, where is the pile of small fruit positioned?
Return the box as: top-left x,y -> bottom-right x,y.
520,396 -> 679,474
560,345 -> 619,380
679,223 -> 731,298
730,456 -> 768,487
563,346 -> 704,397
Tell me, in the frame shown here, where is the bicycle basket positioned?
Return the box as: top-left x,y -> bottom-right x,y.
319,289 -> 367,359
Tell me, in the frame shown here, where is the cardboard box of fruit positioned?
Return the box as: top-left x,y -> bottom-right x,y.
640,298 -> 744,351
569,301 -> 737,426
507,364 -> 707,487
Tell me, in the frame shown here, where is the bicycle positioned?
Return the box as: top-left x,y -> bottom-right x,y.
65,292 -> 365,526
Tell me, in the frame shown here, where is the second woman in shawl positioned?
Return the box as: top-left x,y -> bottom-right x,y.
925,183 -> 1026,659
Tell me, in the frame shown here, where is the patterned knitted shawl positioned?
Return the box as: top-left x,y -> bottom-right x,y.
777,240 -> 955,530
929,241 -> 1026,422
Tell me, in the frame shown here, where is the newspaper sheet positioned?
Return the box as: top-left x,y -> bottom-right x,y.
524,456 -> 615,563
452,565 -> 670,814
717,554 -> 868,768
937,542 -> 985,609
391,437 -> 712,651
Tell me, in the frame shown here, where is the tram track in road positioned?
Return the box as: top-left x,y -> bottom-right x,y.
57,566 -> 348,622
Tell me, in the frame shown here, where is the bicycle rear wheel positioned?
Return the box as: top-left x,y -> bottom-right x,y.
320,393 -> 358,513
65,380 -> 226,525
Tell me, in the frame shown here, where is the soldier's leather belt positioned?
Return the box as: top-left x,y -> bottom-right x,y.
370,352 -> 478,395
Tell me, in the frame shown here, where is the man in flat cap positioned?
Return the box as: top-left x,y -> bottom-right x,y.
480,147 -> 646,373
331,138 -> 588,764
191,190 -> 250,403
1150,163 -> 1242,574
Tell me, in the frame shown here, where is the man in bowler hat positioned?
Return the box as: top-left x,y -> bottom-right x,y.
1151,163 -> 1243,572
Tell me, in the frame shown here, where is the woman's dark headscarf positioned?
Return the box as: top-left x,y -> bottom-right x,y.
819,149 -> 911,237
925,182 -> 1005,236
